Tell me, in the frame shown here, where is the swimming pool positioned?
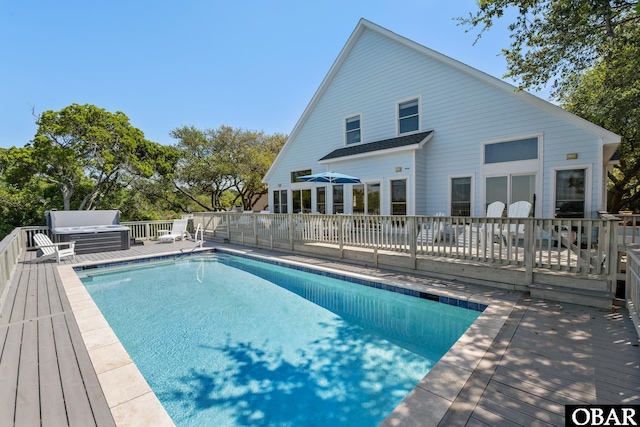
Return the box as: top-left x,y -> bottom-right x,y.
78,252 -> 481,426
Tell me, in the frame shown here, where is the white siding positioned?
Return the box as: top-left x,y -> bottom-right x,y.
267,26 -> 611,218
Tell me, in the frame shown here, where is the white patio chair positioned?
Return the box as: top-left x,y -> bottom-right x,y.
158,219 -> 189,243
500,201 -> 532,247
33,233 -> 76,263
417,213 -> 446,244
458,201 -> 505,252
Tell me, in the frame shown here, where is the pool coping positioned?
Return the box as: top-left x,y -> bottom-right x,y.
58,246 -> 520,427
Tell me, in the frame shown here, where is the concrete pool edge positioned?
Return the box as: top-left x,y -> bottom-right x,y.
59,247 -> 520,427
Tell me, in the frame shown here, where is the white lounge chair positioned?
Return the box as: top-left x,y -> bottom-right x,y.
158,219 -> 189,243
500,200 -> 533,247
417,213 -> 446,244
458,201 -> 505,251
33,233 -> 76,263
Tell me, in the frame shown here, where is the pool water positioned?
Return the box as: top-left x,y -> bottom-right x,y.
79,253 -> 480,426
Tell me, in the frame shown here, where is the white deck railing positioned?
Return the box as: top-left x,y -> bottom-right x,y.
120,220 -> 174,239
0,211 -> 632,311
0,228 -> 26,313
625,245 -> 640,337
192,212 -> 620,285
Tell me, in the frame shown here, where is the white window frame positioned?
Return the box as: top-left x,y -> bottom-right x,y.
290,168 -> 313,183
352,181 -> 382,215
448,174 -> 475,216
388,176 -> 410,215
344,113 -> 362,145
551,164 -> 592,218
272,189 -> 288,214
482,134 -> 543,216
396,95 -> 422,136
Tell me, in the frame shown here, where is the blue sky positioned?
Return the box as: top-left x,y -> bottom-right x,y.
0,0 -> 537,149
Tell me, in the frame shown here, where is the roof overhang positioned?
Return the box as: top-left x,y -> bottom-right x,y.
318,130 -> 433,164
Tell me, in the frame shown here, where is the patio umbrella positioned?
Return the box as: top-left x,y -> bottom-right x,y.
297,171 -> 361,184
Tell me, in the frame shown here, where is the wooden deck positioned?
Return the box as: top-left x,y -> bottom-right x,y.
1,240 -> 639,426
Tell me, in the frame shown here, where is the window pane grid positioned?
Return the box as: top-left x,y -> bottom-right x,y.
391,179 -> 407,215
346,116 -> 361,144
451,177 -> 471,217
398,99 -> 419,134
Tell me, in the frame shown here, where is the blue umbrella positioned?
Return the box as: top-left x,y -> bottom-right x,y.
298,171 -> 361,184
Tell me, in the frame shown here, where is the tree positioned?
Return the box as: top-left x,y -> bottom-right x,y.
0,147 -> 56,237
460,0 -> 640,211
31,103 -> 168,210
560,28 -> 640,211
459,0 -> 639,98
170,125 -> 286,211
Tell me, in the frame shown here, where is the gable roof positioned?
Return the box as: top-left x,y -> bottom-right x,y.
263,18 -> 621,182
319,131 -> 433,163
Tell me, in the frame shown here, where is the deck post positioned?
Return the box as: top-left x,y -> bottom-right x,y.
607,218 -> 619,294
289,214 -> 294,251
339,215 -> 344,258
254,215 -> 258,245
409,216 -> 417,269
524,218 -> 534,285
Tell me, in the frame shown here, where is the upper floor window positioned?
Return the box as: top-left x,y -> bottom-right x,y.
484,137 -> 538,164
290,169 -> 312,183
398,99 -> 419,134
345,115 -> 361,145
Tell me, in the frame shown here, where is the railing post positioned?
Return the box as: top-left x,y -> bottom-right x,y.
524,218 -> 534,285
339,215 -> 344,258
409,216 -> 417,268
254,214 -> 258,246
607,218 -> 619,294
289,214 -> 294,251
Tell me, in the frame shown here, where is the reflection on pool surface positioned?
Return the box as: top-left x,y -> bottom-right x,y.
79,253 -> 481,426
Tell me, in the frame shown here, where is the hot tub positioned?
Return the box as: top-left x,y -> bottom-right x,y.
47,210 -> 131,254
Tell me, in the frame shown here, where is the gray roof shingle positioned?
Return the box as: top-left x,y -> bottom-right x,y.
319,130 -> 433,161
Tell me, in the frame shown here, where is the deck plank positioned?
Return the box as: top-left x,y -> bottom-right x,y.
37,261 -> 52,318
52,313 -> 97,427
39,316 -> 69,427
2,267 -> 30,323
482,381 -> 564,425
15,319 -> 40,427
0,323 -> 21,426
24,261 -> 39,320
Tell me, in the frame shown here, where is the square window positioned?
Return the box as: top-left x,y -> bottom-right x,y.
398,99 -> 419,134
291,169 -> 312,183
346,116 -> 361,144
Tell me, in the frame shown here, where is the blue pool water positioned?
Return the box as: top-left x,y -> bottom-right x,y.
78,253 -> 481,426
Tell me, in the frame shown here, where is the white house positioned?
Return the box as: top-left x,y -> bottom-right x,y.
263,19 -> 620,219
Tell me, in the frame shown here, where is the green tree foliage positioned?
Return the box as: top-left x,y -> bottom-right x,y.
460,0 -> 640,211
560,30 -> 640,211
32,103 -> 171,210
170,125 -> 286,211
459,0 -> 639,98
0,147 -> 56,236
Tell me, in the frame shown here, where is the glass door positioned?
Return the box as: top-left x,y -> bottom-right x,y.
555,169 -> 585,218
486,174 -> 535,213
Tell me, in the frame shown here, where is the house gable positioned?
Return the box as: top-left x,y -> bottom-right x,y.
263,18 -> 620,184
